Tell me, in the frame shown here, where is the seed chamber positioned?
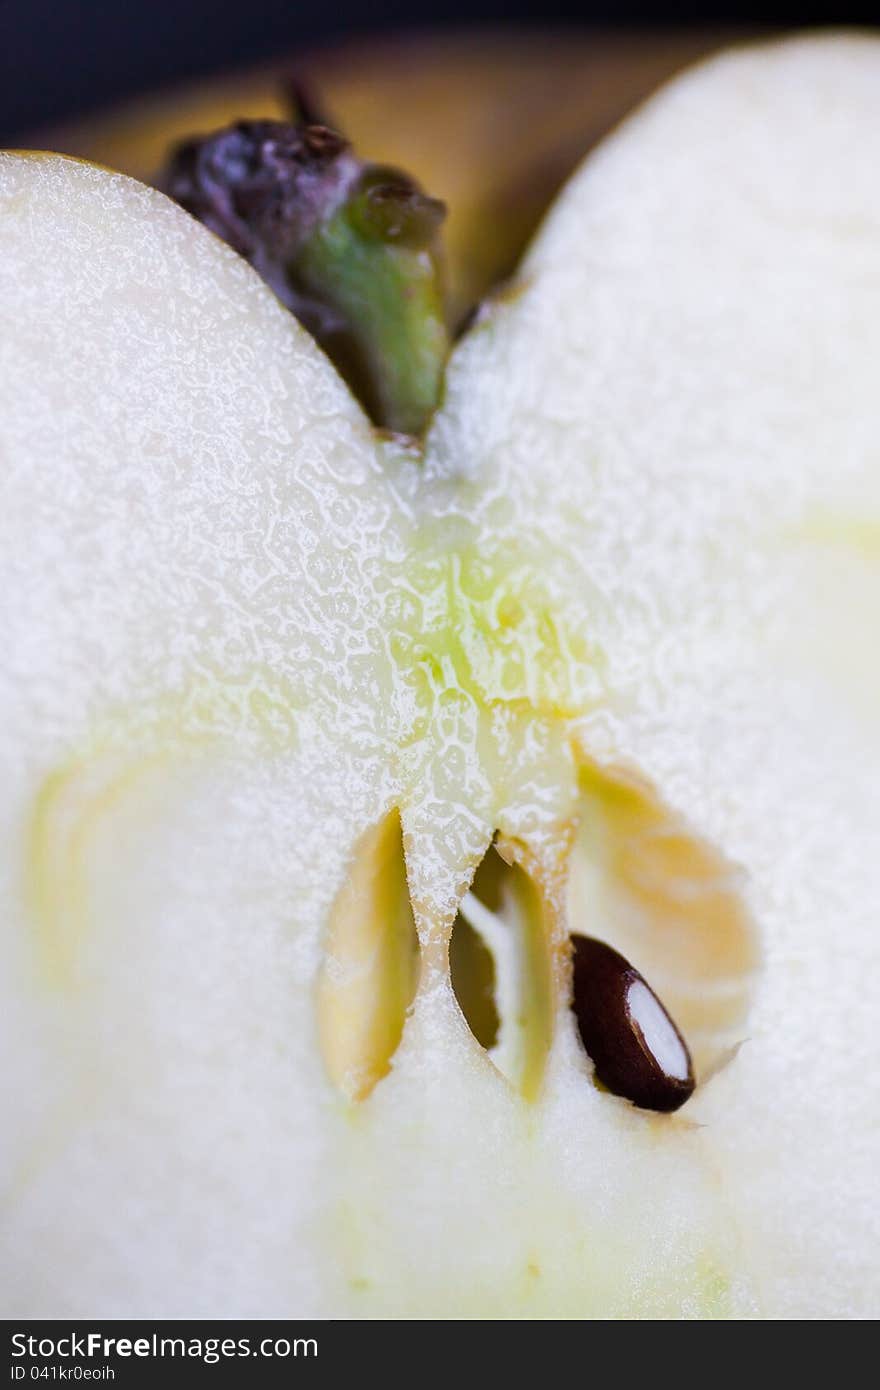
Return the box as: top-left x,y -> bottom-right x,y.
567,763 -> 760,1079
448,839 -> 555,1100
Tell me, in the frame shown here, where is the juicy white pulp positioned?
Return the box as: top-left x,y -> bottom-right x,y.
2,33 -> 879,1318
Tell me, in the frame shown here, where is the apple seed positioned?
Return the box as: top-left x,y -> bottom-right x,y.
571,935 -> 695,1113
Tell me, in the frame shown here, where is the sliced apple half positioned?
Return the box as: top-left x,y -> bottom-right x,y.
1,33 -> 879,1318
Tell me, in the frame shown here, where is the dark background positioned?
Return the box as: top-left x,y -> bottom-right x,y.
0,0 -> 872,141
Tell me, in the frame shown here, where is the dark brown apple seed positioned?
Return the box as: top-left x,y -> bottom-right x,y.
570,935 -> 695,1113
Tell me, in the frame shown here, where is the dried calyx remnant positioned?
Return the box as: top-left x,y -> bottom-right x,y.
160,95 -> 449,437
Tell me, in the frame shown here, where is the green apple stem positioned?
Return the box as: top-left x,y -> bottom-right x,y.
160,119 -> 450,437
292,168 -> 448,436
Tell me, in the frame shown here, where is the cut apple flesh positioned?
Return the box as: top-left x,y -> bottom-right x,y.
2,34 -> 879,1317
